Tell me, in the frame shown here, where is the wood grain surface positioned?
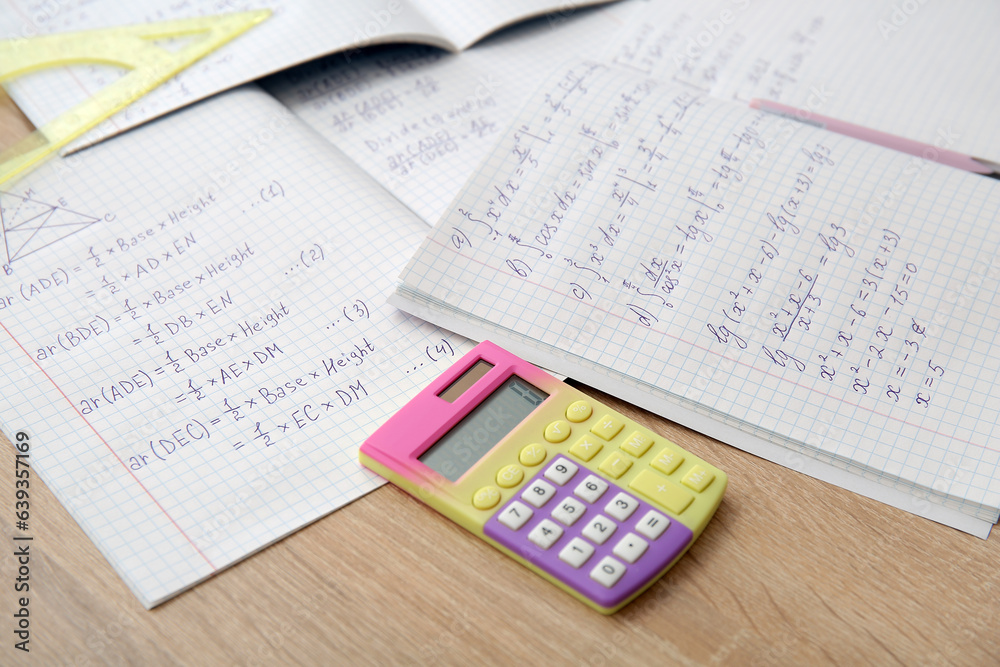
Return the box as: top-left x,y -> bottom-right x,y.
0,88 -> 34,153
0,87 -> 997,666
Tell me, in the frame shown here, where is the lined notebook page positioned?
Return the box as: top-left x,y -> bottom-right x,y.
597,0 -> 1000,163
0,86 -> 472,607
0,0 -> 613,151
264,0 -> 640,225
394,61 -> 1000,533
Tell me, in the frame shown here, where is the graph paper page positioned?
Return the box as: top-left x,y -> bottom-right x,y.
394,61 -> 1000,534
597,0 -> 1000,163
0,0 -> 613,151
0,85 -> 472,607
265,0 -> 640,225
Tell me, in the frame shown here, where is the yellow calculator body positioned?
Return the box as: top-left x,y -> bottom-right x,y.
360,341 -> 726,614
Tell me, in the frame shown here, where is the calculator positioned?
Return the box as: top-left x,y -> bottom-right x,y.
359,341 -> 727,614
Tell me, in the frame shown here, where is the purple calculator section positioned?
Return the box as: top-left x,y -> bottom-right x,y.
483,455 -> 693,609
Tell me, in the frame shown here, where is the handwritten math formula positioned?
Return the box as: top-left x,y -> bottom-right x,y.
0,171 -> 465,482
404,61 -> 993,477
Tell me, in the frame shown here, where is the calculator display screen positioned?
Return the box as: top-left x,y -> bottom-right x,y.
420,376 -> 548,481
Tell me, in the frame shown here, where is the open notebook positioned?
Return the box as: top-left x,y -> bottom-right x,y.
263,0 -> 1000,234
2,0 -> 999,609
0,86 -> 477,608
257,0 -> 1000,534
0,0 -> 614,151
0,2 -> 640,609
260,1 -> 642,225
392,53 -> 1000,535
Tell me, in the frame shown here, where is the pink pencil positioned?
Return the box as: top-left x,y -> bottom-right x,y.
750,98 -> 993,175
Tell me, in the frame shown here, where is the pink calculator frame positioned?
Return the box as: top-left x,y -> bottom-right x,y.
360,340 -> 554,489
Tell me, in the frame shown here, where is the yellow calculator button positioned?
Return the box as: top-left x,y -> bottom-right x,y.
569,434 -> 604,462
620,431 -> 654,458
519,443 -> 547,467
650,446 -> 684,475
591,414 -> 625,441
598,451 -> 633,479
681,464 -> 715,492
629,470 -> 694,515
544,420 -> 572,443
565,400 -> 593,423
473,485 -> 501,510
496,464 -> 524,488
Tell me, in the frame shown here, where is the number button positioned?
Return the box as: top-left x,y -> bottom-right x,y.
551,497 -> 586,526
573,474 -> 609,504
568,434 -> 603,461
581,514 -> 617,545
472,486 -> 501,510
543,459 -> 579,486
519,443 -> 547,466
590,414 -> 624,441
544,420 -> 571,443
521,479 -> 556,508
558,537 -> 595,569
590,556 -> 627,588
528,519 -> 564,550
565,400 -> 593,423
635,509 -> 670,540
603,492 -> 639,521
497,501 -> 533,530
496,464 -> 524,488
612,533 -> 649,564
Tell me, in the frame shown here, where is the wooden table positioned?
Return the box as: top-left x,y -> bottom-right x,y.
1,89 -> 997,666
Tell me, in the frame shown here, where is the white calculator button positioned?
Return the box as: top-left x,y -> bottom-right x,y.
497,501 -> 533,531
603,491 -> 640,522
612,533 -> 649,563
558,537 -> 595,569
521,479 -> 557,508
543,459 -> 579,486
573,474 -> 609,504
581,514 -> 617,545
590,556 -> 627,588
527,519 -> 564,550
551,497 -> 587,526
635,509 -> 670,540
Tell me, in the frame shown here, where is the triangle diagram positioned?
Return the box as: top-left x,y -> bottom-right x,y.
0,191 -> 99,264
0,194 -> 53,230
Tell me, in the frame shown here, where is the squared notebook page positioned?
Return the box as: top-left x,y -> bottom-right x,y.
595,0 -> 1000,163
265,0 -> 641,225
0,0 -> 615,151
410,0 -> 616,50
0,85 -> 472,607
393,61 -> 1000,535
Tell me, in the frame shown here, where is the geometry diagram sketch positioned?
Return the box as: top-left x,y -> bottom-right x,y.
0,190 -> 101,268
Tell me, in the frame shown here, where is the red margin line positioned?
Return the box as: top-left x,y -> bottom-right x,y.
0,319 -> 216,570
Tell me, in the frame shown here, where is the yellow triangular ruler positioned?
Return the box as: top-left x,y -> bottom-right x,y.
0,10 -> 270,186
